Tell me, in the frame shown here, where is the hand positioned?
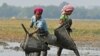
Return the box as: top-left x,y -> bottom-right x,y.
30,25 -> 33,28
30,23 -> 33,28
29,32 -> 35,36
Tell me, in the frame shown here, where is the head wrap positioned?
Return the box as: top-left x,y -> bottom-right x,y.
34,7 -> 43,14
62,4 -> 74,12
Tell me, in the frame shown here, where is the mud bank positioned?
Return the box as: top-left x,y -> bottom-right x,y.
0,41 -> 100,56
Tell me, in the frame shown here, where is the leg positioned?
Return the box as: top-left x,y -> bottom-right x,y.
25,53 -> 29,56
36,51 -> 41,56
25,52 -> 29,56
29,52 -> 41,56
57,47 -> 63,56
45,42 -> 50,50
42,50 -> 47,56
73,48 -> 80,56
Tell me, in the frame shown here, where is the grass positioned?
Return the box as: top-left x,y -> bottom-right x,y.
71,20 -> 100,41
0,19 -> 100,42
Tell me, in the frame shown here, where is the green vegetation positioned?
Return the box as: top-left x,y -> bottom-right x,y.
0,19 -> 100,42
0,2 -> 100,19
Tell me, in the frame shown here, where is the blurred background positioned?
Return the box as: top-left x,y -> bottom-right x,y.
0,0 -> 100,19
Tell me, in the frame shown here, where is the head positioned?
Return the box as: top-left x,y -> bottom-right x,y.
61,3 -> 74,15
33,7 -> 43,20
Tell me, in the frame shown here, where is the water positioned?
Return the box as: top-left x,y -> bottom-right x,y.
0,42 -> 100,56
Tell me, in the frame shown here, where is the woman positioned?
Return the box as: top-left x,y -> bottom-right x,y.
30,7 -> 49,56
59,3 -> 74,33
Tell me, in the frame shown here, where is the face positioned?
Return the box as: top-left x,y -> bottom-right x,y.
65,10 -> 73,15
35,12 -> 42,20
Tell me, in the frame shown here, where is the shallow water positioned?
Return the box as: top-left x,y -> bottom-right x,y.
0,42 -> 100,56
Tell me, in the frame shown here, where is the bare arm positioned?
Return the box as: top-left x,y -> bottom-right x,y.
59,19 -> 64,25
30,22 -> 33,28
30,28 -> 39,35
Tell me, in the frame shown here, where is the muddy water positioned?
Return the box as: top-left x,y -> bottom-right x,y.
0,42 -> 100,56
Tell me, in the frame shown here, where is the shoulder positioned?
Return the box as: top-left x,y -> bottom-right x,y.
31,16 -> 36,21
38,19 -> 46,25
60,15 -> 65,19
40,17 -> 46,22
31,16 -> 35,19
